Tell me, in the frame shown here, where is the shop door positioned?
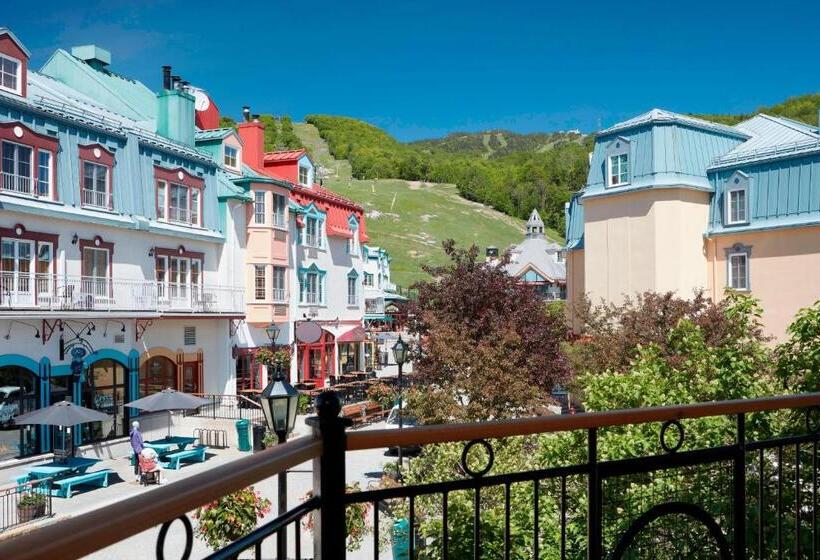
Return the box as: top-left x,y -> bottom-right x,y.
83,360 -> 127,442
182,361 -> 201,394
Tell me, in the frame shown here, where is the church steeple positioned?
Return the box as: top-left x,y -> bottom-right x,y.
526,209 -> 545,238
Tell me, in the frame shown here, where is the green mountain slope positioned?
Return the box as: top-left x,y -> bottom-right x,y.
294,122 -> 556,287
694,93 -> 820,126
411,129 -> 585,158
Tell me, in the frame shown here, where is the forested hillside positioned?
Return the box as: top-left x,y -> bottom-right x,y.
695,93 -> 820,126
411,130 -> 584,158
219,114 -> 303,151
305,115 -> 590,233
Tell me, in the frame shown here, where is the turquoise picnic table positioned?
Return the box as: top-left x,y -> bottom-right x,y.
24,457 -> 101,481
144,436 -> 197,456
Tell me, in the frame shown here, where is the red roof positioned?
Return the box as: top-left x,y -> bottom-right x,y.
291,184 -> 369,243
263,149 -> 306,163
338,325 -> 366,342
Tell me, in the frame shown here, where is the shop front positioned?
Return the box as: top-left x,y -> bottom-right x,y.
296,329 -> 336,386
0,363 -> 40,461
337,325 -> 366,374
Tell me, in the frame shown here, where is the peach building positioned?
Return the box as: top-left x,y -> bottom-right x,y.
565,109 -> 820,341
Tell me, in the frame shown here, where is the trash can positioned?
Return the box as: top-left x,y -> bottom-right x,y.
391,518 -> 410,560
252,424 -> 266,452
235,419 -> 251,452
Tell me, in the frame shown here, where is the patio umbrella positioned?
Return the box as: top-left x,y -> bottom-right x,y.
14,400 -> 110,427
126,388 -> 210,437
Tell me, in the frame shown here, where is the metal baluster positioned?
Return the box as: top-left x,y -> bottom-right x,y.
813,441 -> 817,560
734,414 -> 747,560
295,516 -> 302,560
443,491 -> 449,560
474,486 -> 481,559
254,541 -> 262,560
409,495 -> 415,560
759,448 -> 765,560
587,428 -> 601,560
504,483 -> 511,560
797,443 -> 802,559
534,480 -> 539,560
373,500 -> 379,560
779,445 -> 784,560
561,475 -> 567,560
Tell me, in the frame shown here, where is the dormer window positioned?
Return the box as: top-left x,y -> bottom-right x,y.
298,165 -> 309,186
154,166 -> 204,228
0,53 -> 21,95
224,145 -> 238,169
725,172 -> 749,226
605,137 -> 630,188
79,144 -> 115,210
0,123 -> 59,200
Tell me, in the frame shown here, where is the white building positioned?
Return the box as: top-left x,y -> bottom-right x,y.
504,210 -> 566,300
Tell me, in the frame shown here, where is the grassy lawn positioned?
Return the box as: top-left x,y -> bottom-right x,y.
294,123 -> 562,287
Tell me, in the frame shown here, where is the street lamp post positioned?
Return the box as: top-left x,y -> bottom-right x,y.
260,323 -> 299,560
391,335 -> 409,474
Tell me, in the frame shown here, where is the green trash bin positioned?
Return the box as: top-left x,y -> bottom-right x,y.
235,419 -> 251,452
391,518 -> 410,560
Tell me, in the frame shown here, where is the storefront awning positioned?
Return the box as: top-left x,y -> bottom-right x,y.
338,325 -> 366,343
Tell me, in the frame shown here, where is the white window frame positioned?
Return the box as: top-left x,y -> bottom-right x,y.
224,145 -> 239,170
298,165 -> 309,186
156,180 -> 167,220
272,193 -> 286,228
727,251 -> 749,291
158,181 -> 202,227
81,161 -> 111,209
36,150 -> 52,198
304,216 -> 322,248
0,52 -> 22,96
254,191 -> 266,225
272,266 -> 286,301
254,265 -> 266,301
607,153 -> 629,187
726,187 -> 748,225
2,139 -> 34,196
347,274 -> 358,306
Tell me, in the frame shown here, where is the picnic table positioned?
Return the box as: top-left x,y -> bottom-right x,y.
144,436 -> 197,456
25,457 -> 101,481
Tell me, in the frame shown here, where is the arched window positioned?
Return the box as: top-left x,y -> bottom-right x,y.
0,365 -> 39,459
140,356 -> 177,396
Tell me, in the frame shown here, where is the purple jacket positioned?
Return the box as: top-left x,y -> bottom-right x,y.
130,428 -> 144,454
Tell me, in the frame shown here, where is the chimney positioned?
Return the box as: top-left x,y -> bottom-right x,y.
156,82 -> 195,146
237,106 -> 265,171
162,66 -> 171,90
171,75 -> 181,90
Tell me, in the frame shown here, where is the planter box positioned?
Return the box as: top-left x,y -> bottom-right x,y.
18,503 -> 45,523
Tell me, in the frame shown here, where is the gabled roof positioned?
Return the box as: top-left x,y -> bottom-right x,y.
599,108 -> 749,139
505,235 -> 565,281
195,128 -> 236,142
263,149 -> 306,163
0,27 -> 30,58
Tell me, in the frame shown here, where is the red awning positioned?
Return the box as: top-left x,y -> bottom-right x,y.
338,325 -> 366,343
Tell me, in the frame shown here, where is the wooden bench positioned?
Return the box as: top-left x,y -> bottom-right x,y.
51,469 -> 112,498
162,446 -> 207,470
341,402 -> 385,427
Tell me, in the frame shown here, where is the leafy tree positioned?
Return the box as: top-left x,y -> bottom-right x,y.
219,115 -> 237,129
258,114 -> 279,151
406,240 -> 570,423
278,115 -> 303,150
776,300 -> 820,393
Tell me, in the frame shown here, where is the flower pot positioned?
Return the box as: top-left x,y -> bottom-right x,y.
18,503 -> 45,523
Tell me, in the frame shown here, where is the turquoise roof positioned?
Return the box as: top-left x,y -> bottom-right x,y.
564,192 -> 584,250
584,110 -> 746,199
195,128 -> 234,142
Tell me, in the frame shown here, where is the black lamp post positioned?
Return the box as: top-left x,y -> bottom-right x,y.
391,335 -> 409,473
260,322 -> 299,560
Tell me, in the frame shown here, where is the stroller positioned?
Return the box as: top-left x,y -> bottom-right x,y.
138,447 -> 162,486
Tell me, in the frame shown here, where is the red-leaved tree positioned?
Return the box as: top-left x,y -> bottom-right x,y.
406,240 -> 571,423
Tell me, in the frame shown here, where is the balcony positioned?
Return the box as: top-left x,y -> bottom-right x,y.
272,288 -> 287,303
1,171 -> 33,196
81,188 -> 112,209
0,273 -> 244,314
365,297 -> 385,315
2,393 -> 819,559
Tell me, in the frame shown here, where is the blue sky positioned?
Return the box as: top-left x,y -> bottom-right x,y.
8,0 -> 820,141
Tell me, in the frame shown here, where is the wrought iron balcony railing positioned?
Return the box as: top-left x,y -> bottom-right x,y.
0,273 -> 244,314
2,393 -> 820,559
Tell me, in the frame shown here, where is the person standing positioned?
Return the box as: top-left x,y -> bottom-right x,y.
129,421 -> 144,482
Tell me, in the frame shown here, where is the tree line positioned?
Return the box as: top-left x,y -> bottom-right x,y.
306,115 -> 591,235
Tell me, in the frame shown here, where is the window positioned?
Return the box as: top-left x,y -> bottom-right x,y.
728,252 -> 749,290
37,151 -> 51,197
2,141 -> 32,195
254,191 -> 265,224
82,247 -> 110,298
363,272 -> 374,287
727,188 -> 747,224
273,194 -> 286,228
156,179 -> 202,226
347,274 -> 358,306
254,265 -> 266,300
224,145 -> 238,169
272,266 -> 286,301
556,251 -> 565,263
155,254 -> 201,303
82,161 -> 110,209
156,181 -> 166,220
183,326 -> 196,346
298,165 -> 309,186
347,235 -> 359,256
299,269 -> 324,305
305,216 -> 321,247
1,238 -> 33,296
0,53 -> 20,95
608,153 -> 629,187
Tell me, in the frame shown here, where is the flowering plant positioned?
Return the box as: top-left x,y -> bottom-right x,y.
303,482 -> 371,552
256,346 -> 291,368
194,486 -> 271,550
366,382 -> 396,410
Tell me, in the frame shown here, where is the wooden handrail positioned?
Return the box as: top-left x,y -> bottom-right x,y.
0,435 -> 321,560
346,393 -> 820,451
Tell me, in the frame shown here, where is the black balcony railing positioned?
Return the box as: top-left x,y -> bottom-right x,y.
0,478 -> 52,532
2,393 -> 820,559
184,393 -> 266,424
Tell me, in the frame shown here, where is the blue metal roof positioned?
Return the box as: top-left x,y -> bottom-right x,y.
564,191 -> 584,250
195,128 -> 234,142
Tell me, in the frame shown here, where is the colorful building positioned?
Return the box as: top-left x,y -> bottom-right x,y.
504,209 -> 566,300
0,30 -> 246,460
565,108 -> 820,340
